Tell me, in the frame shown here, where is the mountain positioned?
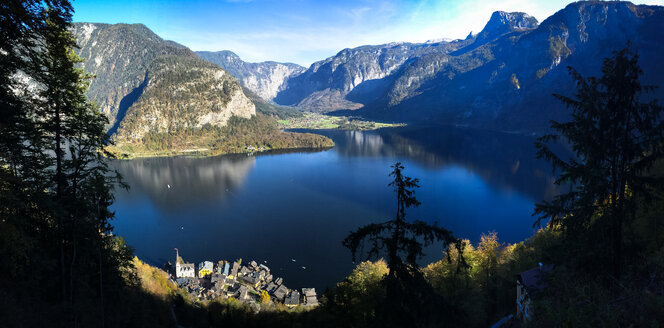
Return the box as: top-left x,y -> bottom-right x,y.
266,12 -> 536,113
252,1 -> 662,132
272,40 -> 471,112
358,1 -> 664,132
474,11 -> 538,45
113,54 -> 254,143
73,23 -> 254,140
196,50 -> 305,101
75,1 -> 664,139
72,23 -> 331,156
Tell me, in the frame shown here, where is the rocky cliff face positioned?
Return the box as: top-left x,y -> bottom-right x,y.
266,11 -> 536,113
359,1 -> 664,132
73,23 -> 189,126
72,23 -> 255,140
116,55 -> 254,142
253,2 -> 662,132
75,1 -> 664,136
364,11 -> 539,110
474,11 -> 539,45
272,41 -> 468,112
196,50 -> 305,101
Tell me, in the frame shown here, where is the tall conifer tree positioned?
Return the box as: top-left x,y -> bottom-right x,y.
535,46 -> 664,279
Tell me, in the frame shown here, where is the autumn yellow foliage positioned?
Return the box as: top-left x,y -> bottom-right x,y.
261,290 -> 270,304
133,257 -> 177,299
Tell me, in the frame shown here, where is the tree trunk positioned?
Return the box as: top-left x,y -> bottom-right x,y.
613,196 -> 625,280
55,103 -> 67,301
99,241 -> 105,328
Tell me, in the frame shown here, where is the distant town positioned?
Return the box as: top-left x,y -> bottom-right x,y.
170,249 -> 318,311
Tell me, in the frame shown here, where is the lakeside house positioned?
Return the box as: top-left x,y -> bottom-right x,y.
223,262 -> 230,275
272,285 -> 288,302
215,261 -> 225,274
237,285 -> 249,300
229,261 -> 239,279
302,288 -> 318,307
266,282 -> 278,293
176,262 -> 195,278
198,261 -> 214,278
242,272 -> 261,288
516,263 -> 553,322
284,290 -> 300,307
211,273 -> 225,284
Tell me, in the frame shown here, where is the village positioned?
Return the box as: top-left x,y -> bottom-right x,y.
170,249 -> 318,311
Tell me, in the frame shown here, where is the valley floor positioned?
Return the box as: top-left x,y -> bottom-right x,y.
278,112 -> 404,130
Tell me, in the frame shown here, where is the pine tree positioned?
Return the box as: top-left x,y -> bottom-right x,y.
0,0 -> 54,281
343,162 -> 464,327
534,46 -> 664,279
1,1 -> 131,325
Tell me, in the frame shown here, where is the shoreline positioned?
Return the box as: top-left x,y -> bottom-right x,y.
170,253 -> 319,309
107,144 -> 335,160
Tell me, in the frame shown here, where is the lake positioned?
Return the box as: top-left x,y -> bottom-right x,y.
111,125 -> 563,291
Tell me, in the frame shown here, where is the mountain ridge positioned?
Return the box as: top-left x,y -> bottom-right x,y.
360,1 -> 664,132
192,1 -> 663,133
196,50 -> 306,101
72,22 -> 332,157
72,22 -> 256,141
75,1 -> 664,137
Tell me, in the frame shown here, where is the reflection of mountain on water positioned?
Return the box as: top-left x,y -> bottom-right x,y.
319,126 -> 566,202
113,155 -> 256,210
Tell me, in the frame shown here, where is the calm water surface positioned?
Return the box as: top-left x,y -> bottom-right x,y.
111,126 -> 562,291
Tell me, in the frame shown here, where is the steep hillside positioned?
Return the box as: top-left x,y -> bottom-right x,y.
267,11 -> 535,114
73,23 -> 194,127
197,50 -> 306,101
273,40 -> 470,112
115,55 -> 254,142
360,1 -> 664,132
253,1 -> 663,132
73,22 -> 254,137
73,23 -> 331,157
266,11 -> 535,113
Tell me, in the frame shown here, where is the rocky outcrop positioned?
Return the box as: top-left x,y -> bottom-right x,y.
273,41 -> 468,112
196,50 -> 305,101
356,2 -> 664,132
249,2 -> 663,133
474,11 -> 539,45
75,1 -> 664,135
72,23 -> 255,141
73,23 -> 192,126
267,10 -> 539,114
116,55 -> 254,142
265,11 -> 535,113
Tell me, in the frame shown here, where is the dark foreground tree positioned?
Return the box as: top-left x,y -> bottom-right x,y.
0,1 -> 139,326
342,162 -> 464,327
534,46 -> 664,279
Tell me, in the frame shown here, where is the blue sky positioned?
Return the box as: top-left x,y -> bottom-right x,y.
72,0 -> 664,66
